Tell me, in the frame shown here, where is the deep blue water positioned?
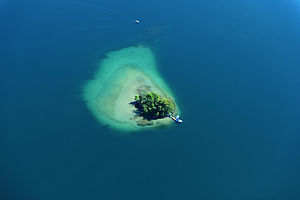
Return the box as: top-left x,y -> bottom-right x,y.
1,0 -> 300,199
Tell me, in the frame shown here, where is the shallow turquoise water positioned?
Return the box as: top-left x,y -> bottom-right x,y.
1,0 -> 300,199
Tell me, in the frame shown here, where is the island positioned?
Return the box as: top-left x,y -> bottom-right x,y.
82,46 -> 180,132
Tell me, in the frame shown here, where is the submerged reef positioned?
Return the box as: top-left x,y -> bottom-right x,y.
82,46 -> 179,132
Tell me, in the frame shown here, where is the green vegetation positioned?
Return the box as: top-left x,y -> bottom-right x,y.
133,92 -> 175,120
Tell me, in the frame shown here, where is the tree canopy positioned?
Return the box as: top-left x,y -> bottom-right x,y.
134,92 -> 175,120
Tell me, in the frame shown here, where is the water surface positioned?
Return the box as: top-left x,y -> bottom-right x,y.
1,0 -> 300,199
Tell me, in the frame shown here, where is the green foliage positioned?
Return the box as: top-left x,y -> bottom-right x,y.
134,92 -> 175,119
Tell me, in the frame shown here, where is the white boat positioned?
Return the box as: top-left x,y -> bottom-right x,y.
168,114 -> 183,123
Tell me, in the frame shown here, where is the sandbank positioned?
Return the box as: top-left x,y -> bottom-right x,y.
82,46 -> 179,132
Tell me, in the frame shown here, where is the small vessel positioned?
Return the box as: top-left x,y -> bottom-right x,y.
167,114 -> 183,123
134,19 -> 140,24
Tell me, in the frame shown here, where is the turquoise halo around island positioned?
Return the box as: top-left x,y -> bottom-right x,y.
82,46 -> 180,132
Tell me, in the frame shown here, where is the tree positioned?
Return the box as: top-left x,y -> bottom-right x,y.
134,92 -> 175,120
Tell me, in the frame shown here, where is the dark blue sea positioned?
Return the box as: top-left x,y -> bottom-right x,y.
1,0 -> 300,199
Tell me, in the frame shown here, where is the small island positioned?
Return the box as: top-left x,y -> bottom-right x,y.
133,92 -> 175,120
82,46 -> 180,132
